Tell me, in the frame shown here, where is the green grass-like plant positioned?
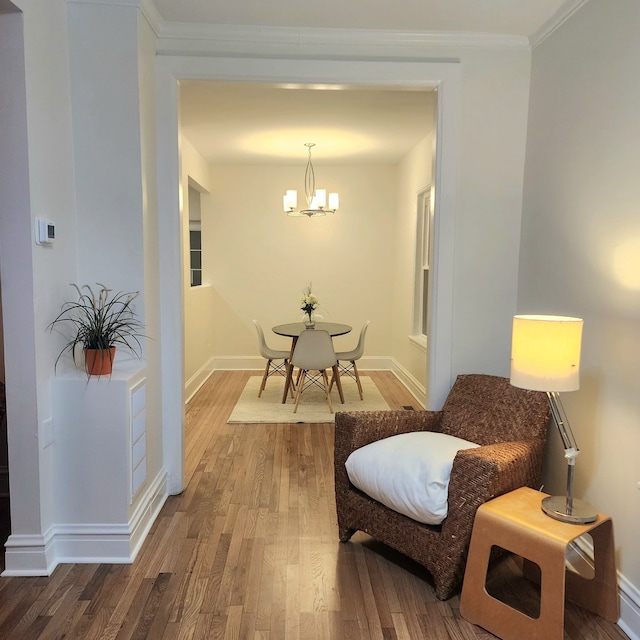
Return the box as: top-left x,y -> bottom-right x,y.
48,283 -> 145,371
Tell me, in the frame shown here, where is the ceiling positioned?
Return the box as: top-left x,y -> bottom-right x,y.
179,82 -> 437,165
169,0 -> 577,164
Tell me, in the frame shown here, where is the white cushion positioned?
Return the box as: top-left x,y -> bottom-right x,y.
344,431 -> 479,525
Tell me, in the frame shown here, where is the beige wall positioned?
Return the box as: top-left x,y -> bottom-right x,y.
180,132 -> 435,401
521,0 -> 640,612
203,163 -> 398,360
11,3 -> 637,629
181,137 -> 217,390
393,135 -> 434,399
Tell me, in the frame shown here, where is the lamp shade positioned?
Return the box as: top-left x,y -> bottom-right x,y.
510,315 -> 583,392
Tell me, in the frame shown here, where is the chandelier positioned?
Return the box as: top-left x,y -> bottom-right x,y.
283,143 -> 339,217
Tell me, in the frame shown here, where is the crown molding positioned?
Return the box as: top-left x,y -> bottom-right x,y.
154,23 -> 529,58
530,0 -> 589,49
67,0 -> 141,7
67,0 -> 589,55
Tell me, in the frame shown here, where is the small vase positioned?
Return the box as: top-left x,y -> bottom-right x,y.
304,314 -> 315,329
85,347 -> 116,376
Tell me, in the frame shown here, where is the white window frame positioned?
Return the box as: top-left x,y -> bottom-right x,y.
411,187 -> 433,349
188,184 -> 202,287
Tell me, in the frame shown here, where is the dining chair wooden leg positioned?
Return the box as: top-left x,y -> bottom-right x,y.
285,361 -> 296,398
258,360 -> 271,397
292,369 -> 306,413
281,338 -> 298,404
331,365 -> 345,403
352,361 -> 363,400
282,362 -> 295,404
322,370 -> 334,413
329,370 -> 335,392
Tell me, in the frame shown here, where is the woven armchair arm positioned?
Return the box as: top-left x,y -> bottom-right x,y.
334,409 -> 443,459
442,440 -> 544,538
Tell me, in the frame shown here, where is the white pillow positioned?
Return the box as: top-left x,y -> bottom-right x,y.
344,431 -> 479,525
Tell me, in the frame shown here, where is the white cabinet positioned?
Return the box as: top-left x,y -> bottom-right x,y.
52,363 -> 152,561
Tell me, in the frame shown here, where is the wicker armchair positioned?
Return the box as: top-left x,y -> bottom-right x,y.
334,373 -> 551,600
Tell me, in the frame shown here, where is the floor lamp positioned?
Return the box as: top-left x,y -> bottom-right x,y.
510,314 -> 598,524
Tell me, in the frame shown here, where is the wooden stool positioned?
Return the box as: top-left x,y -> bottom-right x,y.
460,487 -> 619,640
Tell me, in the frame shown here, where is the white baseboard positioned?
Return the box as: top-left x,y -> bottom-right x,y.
185,358 -> 215,402
569,537 -> 640,639
618,573 -> 640,640
2,469 -> 168,574
196,356 -> 428,408
209,354 -> 396,373
390,360 -> 427,407
2,530 -> 57,576
127,469 -> 169,560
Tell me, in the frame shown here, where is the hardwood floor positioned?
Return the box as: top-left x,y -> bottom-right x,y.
0,370 -> 629,639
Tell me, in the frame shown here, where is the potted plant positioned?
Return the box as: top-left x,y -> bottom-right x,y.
48,283 -> 145,376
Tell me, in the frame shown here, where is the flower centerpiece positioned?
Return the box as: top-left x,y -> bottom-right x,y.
300,283 -> 319,328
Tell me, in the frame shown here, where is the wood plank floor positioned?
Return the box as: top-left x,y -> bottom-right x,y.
0,370 -> 629,639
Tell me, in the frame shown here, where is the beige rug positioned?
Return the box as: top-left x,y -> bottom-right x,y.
228,375 -> 390,423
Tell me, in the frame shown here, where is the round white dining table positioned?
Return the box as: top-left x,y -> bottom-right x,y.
272,321 -> 352,340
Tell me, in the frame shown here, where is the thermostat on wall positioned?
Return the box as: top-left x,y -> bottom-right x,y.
35,218 -> 55,245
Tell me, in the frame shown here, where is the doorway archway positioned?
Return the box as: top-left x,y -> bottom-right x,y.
156,55 -> 460,494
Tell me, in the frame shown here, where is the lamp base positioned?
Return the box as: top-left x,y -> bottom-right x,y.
541,495 -> 598,524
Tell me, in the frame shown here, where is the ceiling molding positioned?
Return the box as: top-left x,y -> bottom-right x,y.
154,22 -> 530,58
69,0 -> 588,56
529,0 -> 589,49
67,0 -> 141,7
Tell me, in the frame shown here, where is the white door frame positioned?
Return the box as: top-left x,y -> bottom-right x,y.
155,55 -> 460,494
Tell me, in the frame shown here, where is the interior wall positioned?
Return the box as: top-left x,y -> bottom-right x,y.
1,0 -> 78,574
180,136 -> 216,390
67,2 -> 145,301
202,162 -> 397,361
393,134 -> 434,398
137,7 -> 164,501
520,0 -> 640,626
449,48 -> 531,379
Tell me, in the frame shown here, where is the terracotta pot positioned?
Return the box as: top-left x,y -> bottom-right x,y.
84,347 -> 116,376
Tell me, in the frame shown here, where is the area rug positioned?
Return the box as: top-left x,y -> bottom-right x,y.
227,375 -> 390,424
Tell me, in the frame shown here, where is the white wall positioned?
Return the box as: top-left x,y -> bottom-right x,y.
179,132 -> 433,401
203,163 -> 397,359
1,0 -> 167,574
1,0 -> 78,573
521,0 -> 640,633
67,2 -> 145,301
450,48 -> 532,378
19,0 -> 638,616
393,134 -> 434,399
137,7 -> 164,508
180,136 -> 216,393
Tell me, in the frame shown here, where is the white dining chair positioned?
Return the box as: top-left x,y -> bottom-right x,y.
253,319 -> 295,398
329,320 -> 370,400
290,329 -> 342,413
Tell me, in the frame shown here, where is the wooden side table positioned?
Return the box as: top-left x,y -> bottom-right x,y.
460,486 -> 619,640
